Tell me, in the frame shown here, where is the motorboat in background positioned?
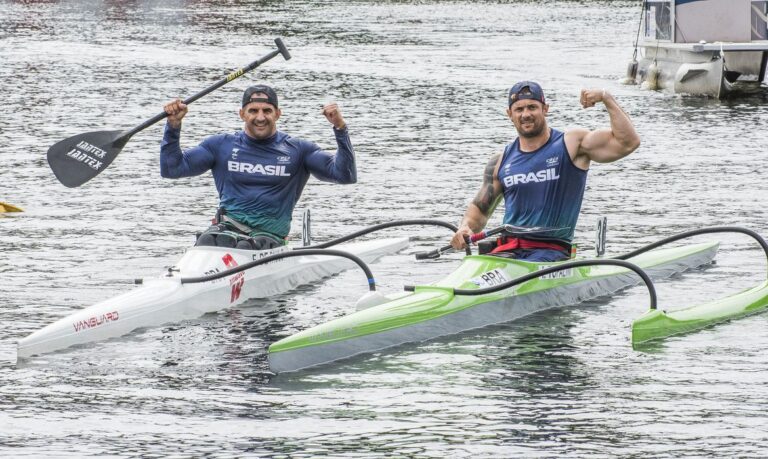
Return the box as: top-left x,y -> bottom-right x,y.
623,0 -> 768,97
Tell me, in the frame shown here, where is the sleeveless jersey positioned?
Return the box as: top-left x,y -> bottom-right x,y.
497,129 -> 587,242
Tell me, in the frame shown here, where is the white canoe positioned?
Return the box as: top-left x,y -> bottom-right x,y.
18,237 -> 409,359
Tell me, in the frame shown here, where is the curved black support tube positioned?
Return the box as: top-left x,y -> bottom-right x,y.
403,226 -> 768,312
404,259 -> 657,310
300,219 -> 471,256
181,248 -> 376,291
614,227 -> 768,268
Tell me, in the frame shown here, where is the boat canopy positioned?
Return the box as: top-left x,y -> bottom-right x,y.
644,0 -> 768,43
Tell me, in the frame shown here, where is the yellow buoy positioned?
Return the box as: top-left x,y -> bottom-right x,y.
0,201 -> 24,213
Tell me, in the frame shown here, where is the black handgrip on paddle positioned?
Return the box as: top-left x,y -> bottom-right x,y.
121,38 -> 291,139
415,235 -> 472,260
275,38 -> 292,61
415,245 -> 452,260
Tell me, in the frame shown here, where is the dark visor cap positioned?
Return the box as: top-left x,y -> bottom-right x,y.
508,81 -> 546,107
242,85 -> 278,108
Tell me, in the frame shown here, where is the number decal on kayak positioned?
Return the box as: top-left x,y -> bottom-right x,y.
223,254 -> 245,303
537,267 -> 573,280
470,268 -> 511,287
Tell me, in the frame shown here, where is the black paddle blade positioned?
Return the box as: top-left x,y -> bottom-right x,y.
47,130 -> 129,188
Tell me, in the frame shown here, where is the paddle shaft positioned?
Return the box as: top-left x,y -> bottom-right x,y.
415,224 -> 565,259
119,38 -> 291,141
416,231 -> 489,260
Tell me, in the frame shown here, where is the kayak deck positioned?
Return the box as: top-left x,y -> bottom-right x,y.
632,280 -> 768,345
268,242 -> 719,373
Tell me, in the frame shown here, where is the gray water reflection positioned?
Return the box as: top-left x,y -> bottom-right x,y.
2,0 -> 768,457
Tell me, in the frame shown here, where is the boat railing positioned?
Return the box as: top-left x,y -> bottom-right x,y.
613,227 -> 768,270
300,219 -> 469,255
405,259 -> 659,311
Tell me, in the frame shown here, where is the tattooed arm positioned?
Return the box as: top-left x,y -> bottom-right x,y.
450,153 -> 504,249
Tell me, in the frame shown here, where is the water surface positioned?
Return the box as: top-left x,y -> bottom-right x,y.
1,0 -> 767,456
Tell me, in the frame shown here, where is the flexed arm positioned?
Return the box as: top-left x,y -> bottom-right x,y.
451,153 -> 504,249
568,89 -> 641,168
304,103 -> 356,183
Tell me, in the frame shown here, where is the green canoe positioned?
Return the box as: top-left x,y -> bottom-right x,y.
269,241 -> 719,373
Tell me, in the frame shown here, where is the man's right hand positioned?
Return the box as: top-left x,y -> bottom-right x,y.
164,99 -> 188,129
451,226 -> 473,250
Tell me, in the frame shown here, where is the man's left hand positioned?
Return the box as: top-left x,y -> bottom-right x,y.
322,103 -> 346,129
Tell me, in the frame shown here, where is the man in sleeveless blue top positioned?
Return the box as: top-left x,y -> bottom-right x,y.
450,81 -> 640,261
160,85 -> 356,250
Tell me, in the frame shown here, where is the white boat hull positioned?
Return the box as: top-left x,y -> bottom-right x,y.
635,43 -> 768,98
638,46 -> 728,97
18,237 -> 409,359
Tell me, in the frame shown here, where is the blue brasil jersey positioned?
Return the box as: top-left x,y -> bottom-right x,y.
497,129 -> 588,242
161,125 -> 356,238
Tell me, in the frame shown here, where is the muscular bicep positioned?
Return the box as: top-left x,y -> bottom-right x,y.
578,128 -> 622,163
573,127 -> 639,164
470,153 -> 503,216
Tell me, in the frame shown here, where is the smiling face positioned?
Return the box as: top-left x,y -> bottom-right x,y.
239,96 -> 281,139
506,99 -> 549,139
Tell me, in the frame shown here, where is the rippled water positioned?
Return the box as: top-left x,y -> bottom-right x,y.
2,0 -> 768,456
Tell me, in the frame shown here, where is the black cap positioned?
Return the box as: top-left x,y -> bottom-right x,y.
508,81 -> 546,107
242,85 -> 278,108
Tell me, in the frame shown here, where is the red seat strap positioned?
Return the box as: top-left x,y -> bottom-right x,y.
490,236 -> 570,254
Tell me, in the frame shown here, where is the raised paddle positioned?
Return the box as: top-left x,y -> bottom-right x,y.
47,38 -> 292,188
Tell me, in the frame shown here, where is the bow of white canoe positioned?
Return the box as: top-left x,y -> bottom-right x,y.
17,237 -> 409,360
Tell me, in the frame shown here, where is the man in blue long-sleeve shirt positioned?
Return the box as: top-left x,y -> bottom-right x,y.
161,85 -> 356,250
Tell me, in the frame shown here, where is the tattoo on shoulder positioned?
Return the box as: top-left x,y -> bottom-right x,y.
471,153 -> 502,215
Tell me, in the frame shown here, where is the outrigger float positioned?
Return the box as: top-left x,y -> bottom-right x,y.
268,226 -> 768,374
631,227 -> 768,344
17,218 -> 467,359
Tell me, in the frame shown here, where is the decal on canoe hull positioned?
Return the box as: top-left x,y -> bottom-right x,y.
222,253 -> 245,303
73,311 -> 119,333
470,268 -> 511,287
